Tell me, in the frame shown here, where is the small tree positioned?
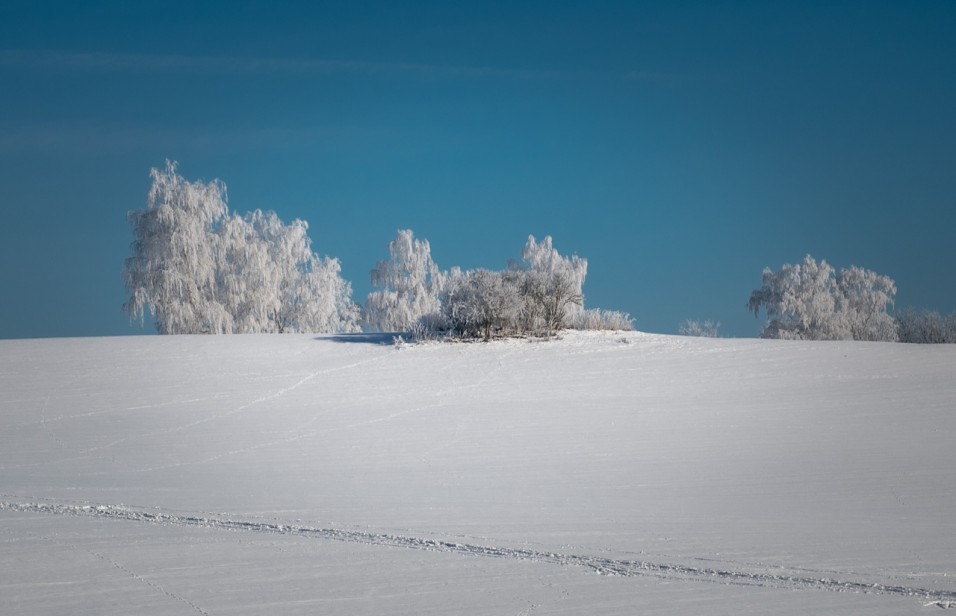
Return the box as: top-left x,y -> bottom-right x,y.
443,269 -> 522,340
511,235 -> 587,335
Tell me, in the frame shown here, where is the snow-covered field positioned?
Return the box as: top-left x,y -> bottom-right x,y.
2,331 -> 955,615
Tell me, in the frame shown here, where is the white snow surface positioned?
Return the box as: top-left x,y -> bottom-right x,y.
2,331 -> 955,614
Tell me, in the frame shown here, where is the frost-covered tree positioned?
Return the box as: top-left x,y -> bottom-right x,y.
511,235 -> 587,334
214,211 -> 274,333
124,161 -> 232,334
244,210 -> 359,333
364,229 -> 445,332
834,266 -> 898,342
748,255 -> 897,341
895,308 -> 956,343
748,255 -> 841,340
125,162 -> 359,334
443,269 -> 523,341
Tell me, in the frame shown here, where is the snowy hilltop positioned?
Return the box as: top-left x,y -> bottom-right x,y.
1,332 -> 955,614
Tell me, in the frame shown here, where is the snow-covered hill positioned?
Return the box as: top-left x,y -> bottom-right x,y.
2,331 -> 955,614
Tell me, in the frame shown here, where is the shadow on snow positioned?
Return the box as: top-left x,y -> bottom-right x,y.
316,332 -> 405,345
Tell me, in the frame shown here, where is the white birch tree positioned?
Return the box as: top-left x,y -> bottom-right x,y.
364,229 -> 445,332
125,162 -> 359,334
748,255 -> 898,341
835,265 -> 898,342
124,161 -> 232,334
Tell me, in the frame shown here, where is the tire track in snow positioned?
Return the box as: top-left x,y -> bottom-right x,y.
3,500 -> 955,607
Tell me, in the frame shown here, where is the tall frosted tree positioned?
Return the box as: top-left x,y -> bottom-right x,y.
748,255 -> 897,341
834,265 -> 898,341
364,229 -> 445,332
243,210 -> 359,333
215,211 -> 273,333
124,161 -> 232,334
124,161 -> 359,334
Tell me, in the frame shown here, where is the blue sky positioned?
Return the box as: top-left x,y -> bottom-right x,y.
1,1 -> 954,339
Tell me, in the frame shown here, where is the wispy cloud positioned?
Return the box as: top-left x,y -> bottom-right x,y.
0,123 -> 334,155
0,49 -> 694,84
0,49 -> 571,81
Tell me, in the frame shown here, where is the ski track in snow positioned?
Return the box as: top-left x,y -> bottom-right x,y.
3,499 -> 955,608
415,347 -> 521,463
128,348 -> 482,473
124,356 -> 376,443
125,351 -> 391,440
12,394 -> 231,429
0,351 -> 395,473
37,392 -> 67,452
340,346 -> 520,434
128,410 -> 337,473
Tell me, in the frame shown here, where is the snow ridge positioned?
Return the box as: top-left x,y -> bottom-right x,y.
4,499 -> 955,606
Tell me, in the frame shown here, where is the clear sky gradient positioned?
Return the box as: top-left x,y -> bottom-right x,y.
1,1 -> 954,339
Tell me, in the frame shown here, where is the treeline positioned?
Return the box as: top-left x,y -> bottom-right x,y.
892,308 -> 956,344
125,164 -> 952,343
123,162 -> 632,339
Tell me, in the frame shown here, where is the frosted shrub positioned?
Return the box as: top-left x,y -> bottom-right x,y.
409,312 -> 453,341
571,308 -> 634,331
678,319 -> 720,337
